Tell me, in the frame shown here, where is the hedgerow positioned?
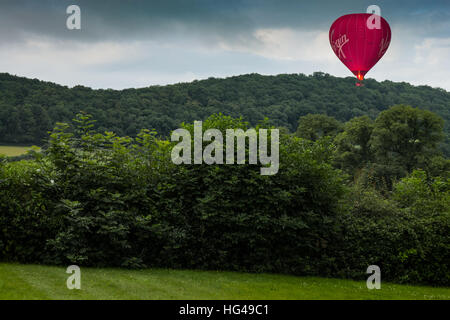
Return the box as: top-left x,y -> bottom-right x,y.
0,114 -> 448,285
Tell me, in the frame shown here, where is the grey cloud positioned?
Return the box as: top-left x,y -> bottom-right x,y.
1,0 -> 449,45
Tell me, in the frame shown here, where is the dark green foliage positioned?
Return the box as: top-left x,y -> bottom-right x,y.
331,106 -> 447,187
370,105 -> 444,173
334,179 -> 449,285
0,113 -> 448,285
296,114 -> 343,141
40,114 -> 346,273
0,159 -> 59,262
391,171 -> 449,284
1,73 -> 449,156
149,115 -> 345,274
334,116 -> 374,174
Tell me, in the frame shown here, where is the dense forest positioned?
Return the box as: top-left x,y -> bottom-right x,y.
1,72 -> 449,156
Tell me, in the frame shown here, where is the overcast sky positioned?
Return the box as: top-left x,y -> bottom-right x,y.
1,0 -> 449,90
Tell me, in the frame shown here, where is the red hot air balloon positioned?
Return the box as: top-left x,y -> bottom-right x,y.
329,13 -> 391,86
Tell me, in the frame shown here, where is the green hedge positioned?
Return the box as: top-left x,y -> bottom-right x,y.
0,114 -> 448,285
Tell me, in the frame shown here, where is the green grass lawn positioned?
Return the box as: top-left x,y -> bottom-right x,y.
0,146 -> 34,157
0,263 -> 448,300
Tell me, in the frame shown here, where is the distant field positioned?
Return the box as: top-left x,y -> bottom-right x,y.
0,146 -> 34,156
0,263 -> 449,300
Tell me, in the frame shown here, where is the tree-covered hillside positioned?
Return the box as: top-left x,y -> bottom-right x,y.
0,72 -> 449,155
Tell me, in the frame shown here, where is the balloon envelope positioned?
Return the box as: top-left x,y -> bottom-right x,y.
329,13 -> 391,81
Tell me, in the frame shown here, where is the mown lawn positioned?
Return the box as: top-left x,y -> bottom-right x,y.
0,263 -> 448,300
0,146 -> 33,157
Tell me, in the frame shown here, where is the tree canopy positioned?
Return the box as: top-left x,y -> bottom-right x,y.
1,72 -> 449,156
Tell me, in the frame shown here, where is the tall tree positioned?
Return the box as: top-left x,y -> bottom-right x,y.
335,116 -> 374,173
296,114 -> 343,141
370,105 -> 444,173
